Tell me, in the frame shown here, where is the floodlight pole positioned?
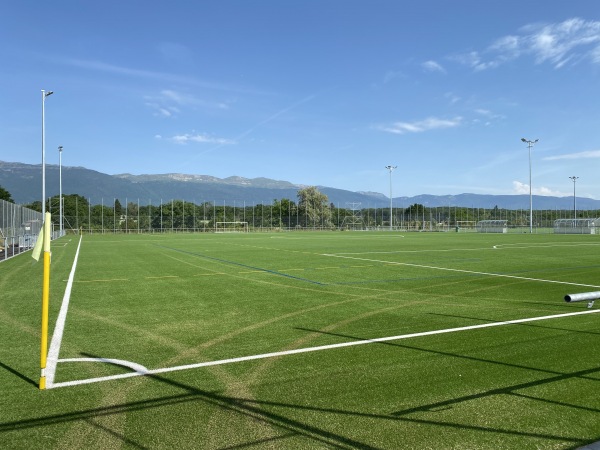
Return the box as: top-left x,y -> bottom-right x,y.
521,138 -> 538,234
385,165 -> 397,231
41,90 -> 54,217
59,146 -> 63,236
569,176 -> 578,220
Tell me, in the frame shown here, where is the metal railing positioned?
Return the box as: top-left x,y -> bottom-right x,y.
0,200 -> 44,261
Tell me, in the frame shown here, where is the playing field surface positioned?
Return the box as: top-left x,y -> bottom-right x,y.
2,231 -> 600,449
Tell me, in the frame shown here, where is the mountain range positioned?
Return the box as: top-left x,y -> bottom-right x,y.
1,161 -> 599,210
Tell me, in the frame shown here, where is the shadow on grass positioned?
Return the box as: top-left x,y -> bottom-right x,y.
0,360 -> 37,388
1,341 -> 597,448
84,417 -> 149,450
296,327 -> 600,415
0,367 -> 591,449
0,374 -> 380,449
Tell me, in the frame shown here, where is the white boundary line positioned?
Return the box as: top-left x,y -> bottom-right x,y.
46,235 -> 83,388
58,357 -> 149,374
47,240 -> 600,389
322,253 -> 600,289
49,308 -> 600,389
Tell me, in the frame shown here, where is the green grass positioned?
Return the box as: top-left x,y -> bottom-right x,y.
2,231 -> 600,449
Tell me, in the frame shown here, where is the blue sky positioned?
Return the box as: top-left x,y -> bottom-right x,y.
2,1 -> 600,199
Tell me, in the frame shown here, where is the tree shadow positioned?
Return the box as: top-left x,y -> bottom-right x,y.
294,327 -> 600,416
2,344 -> 598,448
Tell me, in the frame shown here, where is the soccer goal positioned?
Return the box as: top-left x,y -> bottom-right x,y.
554,218 -> 600,234
456,221 -> 476,232
476,220 -> 508,233
215,221 -> 249,233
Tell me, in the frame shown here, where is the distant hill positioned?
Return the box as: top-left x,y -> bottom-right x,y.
1,161 -> 599,210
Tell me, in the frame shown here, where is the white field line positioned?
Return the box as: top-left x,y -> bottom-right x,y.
59,357 -> 150,374
49,308 -> 600,389
46,235 -> 83,388
336,242 -> 600,255
322,253 -> 600,289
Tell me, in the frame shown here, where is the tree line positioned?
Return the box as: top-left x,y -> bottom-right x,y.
3,184 -> 597,232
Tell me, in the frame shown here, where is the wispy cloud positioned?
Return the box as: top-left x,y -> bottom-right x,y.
422,60 -> 446,73
146,104 -> 180,118
444,92 -> 461,104
544,150 -> 600,160
456,18 -> 600,70
60,58 -> 167,78
52,56 -> 267,94
373,70 -> 406,87
159,133 -> 235,145
472,108 -> 505,126
145,89 -> 230,118
378,116 -> 462,134
175,94 -> 317,169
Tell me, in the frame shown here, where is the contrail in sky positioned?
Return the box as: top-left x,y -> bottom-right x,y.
181,93 -> 317,166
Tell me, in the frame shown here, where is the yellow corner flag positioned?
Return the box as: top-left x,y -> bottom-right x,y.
36,212 -> 52,389
31,219 -> 46,262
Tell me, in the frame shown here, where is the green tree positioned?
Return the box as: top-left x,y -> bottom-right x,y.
404,203 -> 425,215
25,200 -> 43,212
114,199 -> 123,216
0,185 -> 14,202
51,194 -> 90,230
297,186 -> 332,228
271,198 -> 296,228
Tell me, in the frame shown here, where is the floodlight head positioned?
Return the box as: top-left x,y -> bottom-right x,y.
534,139 -> 539,143
521,138 -> 527,142
58,146 -> 63,152
45,91 -> 54,97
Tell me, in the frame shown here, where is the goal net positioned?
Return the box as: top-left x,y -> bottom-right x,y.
215,221 -> 249,233
456,221 -> 476,229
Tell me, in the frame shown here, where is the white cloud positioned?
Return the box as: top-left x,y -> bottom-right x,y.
422,60 -> 446,73
456,18 -> 600,70
513,181 -> 529,194
378,116 -> 462,134
544,150 -> 600,160
535,186 -> 569,197
170,133 -> 235,145
512,181 -> 569,197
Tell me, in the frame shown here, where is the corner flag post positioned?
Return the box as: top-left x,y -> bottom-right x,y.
39,212 -> 51,389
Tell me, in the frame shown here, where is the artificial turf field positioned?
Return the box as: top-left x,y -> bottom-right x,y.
2,231 -> 600,449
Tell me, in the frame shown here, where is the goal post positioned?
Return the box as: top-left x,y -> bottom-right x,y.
215,221 -> 249,233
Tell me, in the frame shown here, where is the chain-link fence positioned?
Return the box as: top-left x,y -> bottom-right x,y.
52,196 -> 600,235
0,200 -> 44,261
